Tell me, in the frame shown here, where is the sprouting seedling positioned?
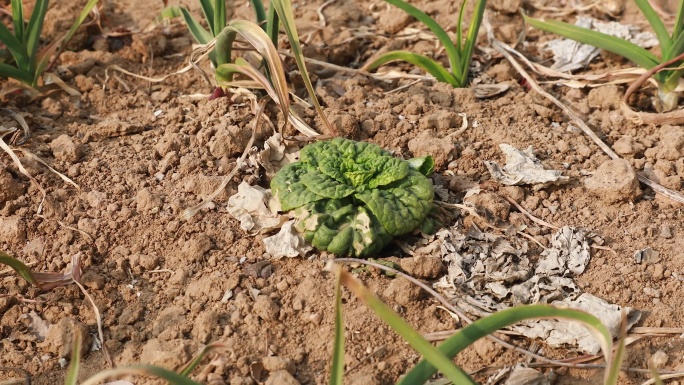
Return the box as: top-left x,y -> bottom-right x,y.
362,0 -> 486,88
524,0 -> 684,112
0,0 -> 99,88
158,0 -> 336,135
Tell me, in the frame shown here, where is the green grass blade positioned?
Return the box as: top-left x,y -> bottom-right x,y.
266,4 -> 279,48
362,50 -> 458,85
250,0 -> 267,25
523,14 -> 661,70
271,0 -> 335,135
0,251 -> 40,287
198,0 -> 216,36
24,0 -> 48,62
635,0 -> 672,58
329,269 -> 345,385
382,0 -> 460,73
605,313 -> 627,385
670,32 -> 684,64
11,0 -> 24,43
178,343 -> 228,377
64,330 -> 82,385
0,22 -> 30,71
80,365 -> 204,385
214,0 -> 226,38
399,304 -> 614,385
674,0 -> 684,41
456,0 -> 486,86
338,268 -> 477,385
180,7 -> 213,44
0,63 -> 34,84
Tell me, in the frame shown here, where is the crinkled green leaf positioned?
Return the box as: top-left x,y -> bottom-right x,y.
407,155 -> 435,176
295,200 -> 392,257
356,170 -> 434,236
271,138 -> 436,257
271,163 -> 327,211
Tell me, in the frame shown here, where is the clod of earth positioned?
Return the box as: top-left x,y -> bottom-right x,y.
270,138 -> 437,257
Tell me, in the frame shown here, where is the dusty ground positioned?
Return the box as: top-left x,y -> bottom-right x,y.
2,0 -> 684,384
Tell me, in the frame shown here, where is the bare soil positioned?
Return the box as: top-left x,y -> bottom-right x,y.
2,0 -> 684,384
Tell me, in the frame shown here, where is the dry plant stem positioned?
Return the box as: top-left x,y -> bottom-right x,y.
0,138 -> 46,215
622,51 -> 684,103
73,278 -> 113,368
333,258 -> 590,368
492,39 -> 684,205
641,373 -> 684,385
501,195 -> 559,230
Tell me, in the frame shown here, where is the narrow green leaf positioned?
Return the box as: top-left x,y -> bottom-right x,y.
670,32 -> 684,64
605,313 -> 627,385
523,14 -> 661,70
11,0 -> 24,43
271,0 -> 335,135
266,4 -> 279,48
36,0 -> 100,82
214,0 -> 226,39
329,269 -> 344,385
0,251 -> 40,287
80,365 -> 204,385
635,0 -> 672,58
24,0 -> 48,62
64,330 -> 82,385
0,22 -> 30,71
399,305 -> 614,385
179,7 -> 216,66
0,63 -> 34,83
178,343 -> 228,377
456,0 -> 486,86
382,0 -> 461,74
674,0 -> 684,41
362,50 -> 458,85
198,0 -> 216,36
339,268 -> 477,385
250,0 -> 268,25
179,7 -> 213,44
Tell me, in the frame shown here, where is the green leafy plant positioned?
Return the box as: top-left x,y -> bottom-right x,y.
271,138 -> 436,257
524,0 -> 684,112
362,0 -> 486,87
327,262 -> 626,385
0,0 -> 99,87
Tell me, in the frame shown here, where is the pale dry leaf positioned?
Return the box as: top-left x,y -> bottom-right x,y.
504,365 -> 549,385
512,293 -> 641,354
27,311 -> 50,342
536,226 -> 591,276
262,220 -> 312,259
544,17 -> 658,73
485,144 -> 569,188
227,181 -> 285,234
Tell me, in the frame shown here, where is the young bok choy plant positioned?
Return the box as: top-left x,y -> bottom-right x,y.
362,0 -> 486,87
524,0 -> 684,112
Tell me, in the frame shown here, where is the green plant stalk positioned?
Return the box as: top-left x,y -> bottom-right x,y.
0,251 -> 39,287
64,330 -> 82,385
383,0 -> 460,73
250,0 -> 268,27
11,0 -> 24,44
329,268 -> 345,385
338,267 -> 477,384
456,0 -> 486,85
270,0 -> 336,135
399,304 -> 614,385
635,0 -> 672,57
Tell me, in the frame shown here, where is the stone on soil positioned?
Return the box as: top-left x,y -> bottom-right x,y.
0,171 -> 25,204
42,317 -> 91,359
407,129 -> 456,170
383,278 -> 421,307
0,216 -> 26,243
50,134 -> 85,162
399,255 -> 444,279
265,370 -> 300,385
584,159 -> 641,203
